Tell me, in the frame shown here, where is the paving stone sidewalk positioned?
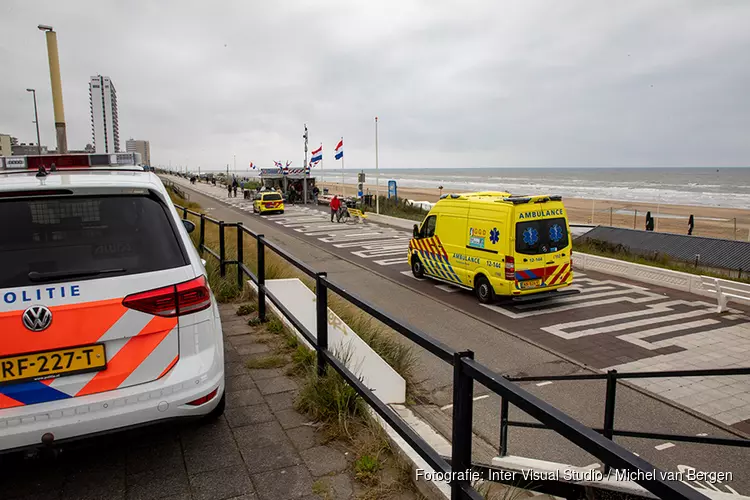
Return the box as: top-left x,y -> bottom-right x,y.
2,303 -> 380,500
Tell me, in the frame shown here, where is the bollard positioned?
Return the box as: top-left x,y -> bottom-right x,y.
257,235 -> 266,322
237,222 -> 244,290
451,351 -> 474,500
199,214 -> 206,253
602,370 -> 618,474
219,221 -> 226,277
183,207 -> 188,219
315,273 -> 328,376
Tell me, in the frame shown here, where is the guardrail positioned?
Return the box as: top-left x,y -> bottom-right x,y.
174,202 -> 713,500
503,368 -> 750,474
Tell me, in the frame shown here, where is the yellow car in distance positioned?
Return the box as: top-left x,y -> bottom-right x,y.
253,192 -> 285,215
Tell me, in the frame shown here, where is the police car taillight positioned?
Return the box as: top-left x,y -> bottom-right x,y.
186,387 -> 219,406
123,276 -> 211,317
504,256 -> 515,281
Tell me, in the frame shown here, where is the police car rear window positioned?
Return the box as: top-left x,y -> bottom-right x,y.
515,217 -> 569,255
263,193 -> 282,201
0,195 -> 188,288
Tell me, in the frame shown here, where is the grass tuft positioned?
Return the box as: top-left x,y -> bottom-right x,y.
246,355 -> 287,370
295,360 -> 366,439
266,316 -> 285,334
354,455 -> 380,484
236,303 -> 257,316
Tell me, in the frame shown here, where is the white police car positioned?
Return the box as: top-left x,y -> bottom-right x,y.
0,153 -> 225,452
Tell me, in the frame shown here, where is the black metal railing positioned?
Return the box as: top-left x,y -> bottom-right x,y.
175,203 -> 718,500
503,368 -> 750,473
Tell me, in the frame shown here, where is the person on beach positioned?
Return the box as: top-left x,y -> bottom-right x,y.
330,195 -> 341,222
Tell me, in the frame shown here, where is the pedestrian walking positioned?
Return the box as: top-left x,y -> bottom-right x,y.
232,178 -> 238,197
227,182 -> 232,197
330,195 -> 341,223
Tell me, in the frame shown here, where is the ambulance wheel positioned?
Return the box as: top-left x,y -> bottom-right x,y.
411,257 -> 425,278
475,275 -> 495,304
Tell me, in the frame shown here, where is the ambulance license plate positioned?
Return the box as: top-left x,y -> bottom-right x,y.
519,279 -> 543,289
0,345 -> 106,385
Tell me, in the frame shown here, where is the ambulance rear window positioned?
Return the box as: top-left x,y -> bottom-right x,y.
263,193 -> 282,201
0,195 -> 188,288
515,217 -> 569,255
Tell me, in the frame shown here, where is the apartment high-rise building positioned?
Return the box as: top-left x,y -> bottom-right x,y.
89,75 -> 120,153
126,138 -> 151,166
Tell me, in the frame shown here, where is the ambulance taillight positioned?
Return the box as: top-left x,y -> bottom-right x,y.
123,276 -> 211,317
504,256 -> 515,281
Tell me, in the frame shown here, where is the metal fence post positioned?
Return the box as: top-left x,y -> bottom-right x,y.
499,397 -> 509,457
602,369 -> 618,474
315,273 -> 328,376
257,235 -> 266,322
182,207 -> 188,219
237,222 -> 244,290
199,213 -> 206,253
219,221 -> 226,277
451,350 -> 474,500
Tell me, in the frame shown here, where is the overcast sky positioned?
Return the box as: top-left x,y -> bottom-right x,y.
1,0 -> 749,170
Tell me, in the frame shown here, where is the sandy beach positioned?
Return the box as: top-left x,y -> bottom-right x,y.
319,181 -> 750,240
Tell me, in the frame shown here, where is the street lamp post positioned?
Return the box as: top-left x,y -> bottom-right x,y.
303,124 -> 309,205
26,88 -> 42,155
375,116 -> 380,214
38,24 -> 67,154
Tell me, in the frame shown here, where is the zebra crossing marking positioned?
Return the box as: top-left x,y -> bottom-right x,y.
541,300 -> 716,339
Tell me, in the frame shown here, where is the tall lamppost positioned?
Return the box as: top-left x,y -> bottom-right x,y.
26,88 -> 42,155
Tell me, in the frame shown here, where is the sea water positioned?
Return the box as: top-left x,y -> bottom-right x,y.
314,167 -> 750,209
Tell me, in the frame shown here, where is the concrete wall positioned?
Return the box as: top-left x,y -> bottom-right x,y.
573,252 -> 712,298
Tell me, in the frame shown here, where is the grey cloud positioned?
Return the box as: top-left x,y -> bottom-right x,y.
1,0 -> 749,170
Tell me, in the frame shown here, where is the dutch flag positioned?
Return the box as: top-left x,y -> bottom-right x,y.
334,139 -> 343,160
249,162 -> 255,169
311,144 -> 323,164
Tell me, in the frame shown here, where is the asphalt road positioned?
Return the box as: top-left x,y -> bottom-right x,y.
178,182 -> 749,496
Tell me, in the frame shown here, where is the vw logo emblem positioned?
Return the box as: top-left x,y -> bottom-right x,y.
22,305 -> 53,332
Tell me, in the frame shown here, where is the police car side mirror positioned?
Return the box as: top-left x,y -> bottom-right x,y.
182,219 -> 196,234
413,224 -> 420,238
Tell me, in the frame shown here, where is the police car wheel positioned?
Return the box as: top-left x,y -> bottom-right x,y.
203,392 -> 226,422
411,257 -> 424,278
475,276 -> 495,304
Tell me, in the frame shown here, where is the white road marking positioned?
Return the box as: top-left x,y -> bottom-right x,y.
696,433 -> 708,437
481,292 -> 663,319
542,301 -> 716,340
617,318 -> 720,350
655,442 -> 675,451
435,284 -> 461,293
374,257 -> 408,266
352,249 -> 409,259
554,308 -> 716,340
440,394 -> 489,411
535,381 -> 553,387
400,271 -> 425,281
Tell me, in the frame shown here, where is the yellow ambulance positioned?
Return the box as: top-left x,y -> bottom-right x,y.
408,192 -> 576,303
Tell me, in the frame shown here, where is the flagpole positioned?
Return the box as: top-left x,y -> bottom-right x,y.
341,137 -> 345,198
375,116 -> 380,214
